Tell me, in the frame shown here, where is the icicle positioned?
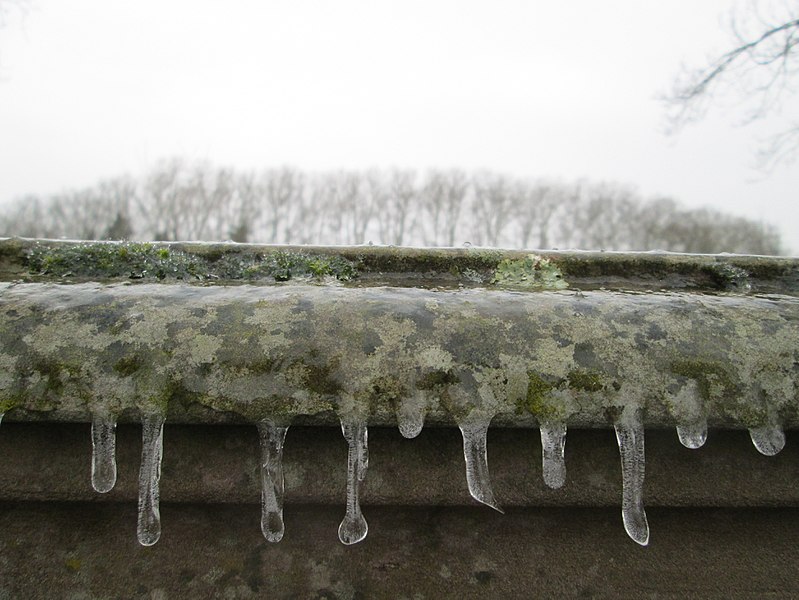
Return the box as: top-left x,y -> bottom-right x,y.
338,419 -> 368,545
749,424 -> 785,456
459,419 -> 503,513
256,422 -> 289,543
397,405 -> 425,439
91,412 -> 118,493
676,418 -> 707,450
397,391 -> 427,439
137,413 -> 165,547
614,414 -> 649,546
0,413 -> 3,427
540,422 -> 567,489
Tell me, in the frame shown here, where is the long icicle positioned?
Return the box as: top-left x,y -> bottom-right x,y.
91,411 -> 118,493
137,413 -> 165,547
459,418 -> 503,513
540,422 -> 567,489
749,424 -> 785,456
614,413 -> 649,546
256,421 -> 289,543
338,419 -> 368,545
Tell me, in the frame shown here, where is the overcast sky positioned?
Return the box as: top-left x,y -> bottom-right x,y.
0,0 -> 796,252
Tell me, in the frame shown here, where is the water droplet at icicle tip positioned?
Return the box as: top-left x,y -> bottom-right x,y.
91,413 -> 118,493
137,413 -> 165,547
615,416 -> 649,546
257,422 -> 289,543
397,400 -> 425,439
540,423 -> 567,489
338,419 -> 369,545
676,419 -> 707,450
459,419 -> 503,513
749,424 -> 785,456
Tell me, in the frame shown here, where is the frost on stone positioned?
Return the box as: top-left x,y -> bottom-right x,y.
676,419 -> 707,450
91,412 -> 118,493
396,391 -> 427,439
459,418 -> 503,513
137,413 -> 165,547
257,421 -> 289,543
749,424 -> 785,456
540,423 -> 567,489
614,414 -> 649,546
338,418 -> 368,545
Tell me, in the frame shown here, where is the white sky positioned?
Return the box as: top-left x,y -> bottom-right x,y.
0,0 -> 797,252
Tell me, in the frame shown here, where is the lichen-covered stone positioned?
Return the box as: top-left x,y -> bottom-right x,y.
0,282 -> 796,428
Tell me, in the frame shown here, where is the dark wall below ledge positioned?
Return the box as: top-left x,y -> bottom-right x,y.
0,423 -> 797,507
1,503 -> 797,599
2,423 -> 798,597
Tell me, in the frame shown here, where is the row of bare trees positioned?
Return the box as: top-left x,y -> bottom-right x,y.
0,159 -> 783,254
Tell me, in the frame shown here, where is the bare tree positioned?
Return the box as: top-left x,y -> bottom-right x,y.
139,158 -> 186,240
138,159 -> 227,240
258,167 -> 304,244
570,183 -> 640,250
332,171 -> 372,245
0,161 -> 783,254
550,180 -> 581,250
97,177 -> 138,239
0,0 -> 27,30
372,169 -> 417,246
420,169 -> 468,246
0,195 -> 48,237
514,179 -> 573,249
664,2 -> 799,167
471,171 -> 516,247
626,196 -> 681,251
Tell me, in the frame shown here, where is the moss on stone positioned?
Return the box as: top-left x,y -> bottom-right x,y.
670,359 -> 736,401
668,359 -> 771,426
517,372 -> 565,421
25,242 -> 359,283
567,369 -> 605,392
302,362 -> 342,396
113,356 -> 142,377
0,397 -> 19,414
416,369 -> 459,390
245,357 -> 279,375
707,263 -> 751,292
491,254 -> 568,290
370,375 -> 406,406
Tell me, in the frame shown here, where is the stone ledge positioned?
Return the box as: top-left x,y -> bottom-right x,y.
1,282 -> 796,429
0,240 -> 796,550
2,237 -> 797,294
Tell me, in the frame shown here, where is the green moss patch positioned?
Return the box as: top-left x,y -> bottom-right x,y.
492,254 -> 568,290
567,369 -> 605,392
670,359 -> 737,401
416,369 -> 459,390
25,242 -> 358,283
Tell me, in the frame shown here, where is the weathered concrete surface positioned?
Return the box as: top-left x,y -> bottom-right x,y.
1,283 -> 797,428
0,424 -> 796,507
1,502 -> 797,599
